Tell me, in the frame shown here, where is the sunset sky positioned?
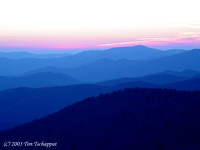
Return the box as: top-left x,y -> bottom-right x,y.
0,0 -> 200,51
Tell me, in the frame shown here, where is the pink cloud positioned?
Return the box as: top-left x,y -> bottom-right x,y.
98,33 -> 200,49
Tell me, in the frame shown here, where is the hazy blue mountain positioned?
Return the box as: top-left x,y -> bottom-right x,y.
24,58 -> 145,81
24,49 -> 200,82
0,81 -> 157,131
0,47 -> 78,54
0,72 -> 81,90
113,81 -> 158,89
0,51 -> 70,59
0,57 -> 59,76
164,49 -> 186,55
24,66 -> 74,76
61,58 -> 143,82
72,45 -> 184,61
163,76 -> 200,91
1,73 -> 200,131
74,49 -> 200,81
98,73 -> 188,86
111,76 -> 200,91
160,69 -> 200,77
193,73 -> 200,78
0,84 -> 107,130
137,49 -> 200,73
117,76 -> 200,91
0,56 -> 77,76
0,45 -> 185,76
0,88 -> 199,150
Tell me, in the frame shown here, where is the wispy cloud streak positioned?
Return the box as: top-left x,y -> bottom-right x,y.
99,33 -> 200,48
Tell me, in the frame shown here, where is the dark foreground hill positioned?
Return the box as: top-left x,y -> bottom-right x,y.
0,82 -> 156,131
0,88 -> 200,150
1,75 -> 200,131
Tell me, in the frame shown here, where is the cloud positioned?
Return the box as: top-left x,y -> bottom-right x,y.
99,35 -> 200,48
169,23 -> 200,29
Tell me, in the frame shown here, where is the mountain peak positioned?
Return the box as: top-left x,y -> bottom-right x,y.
132,45 -> 149,48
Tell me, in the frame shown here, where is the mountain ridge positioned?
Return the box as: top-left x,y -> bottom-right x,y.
0,72 -> 81,90
0,88 -> 199,150
1,75 -> 200,130
0,45 -> 186,76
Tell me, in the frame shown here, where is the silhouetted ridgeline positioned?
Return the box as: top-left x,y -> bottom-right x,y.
0,45 -> 189,77
0,88 -> 200,150
1,74 -> 200,131
0,51 -> 70,59
25,49 -> 200,82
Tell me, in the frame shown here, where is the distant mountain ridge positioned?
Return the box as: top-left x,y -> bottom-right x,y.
97,70 -> 200,86
0,45 -> 186,76
1,69 -> 198,91
0,72 -> 81,90
72,45 -> 185,61
160,69 -> 200,77
98,74 -> 187,86
0,51 -> 70,59
26,49 -> 200,82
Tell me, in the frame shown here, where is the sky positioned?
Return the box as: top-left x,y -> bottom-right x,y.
0,0 -> 200,51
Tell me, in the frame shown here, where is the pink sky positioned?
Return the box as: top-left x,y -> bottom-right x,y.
0,0 -> 199,51
0,29 -> 199,51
